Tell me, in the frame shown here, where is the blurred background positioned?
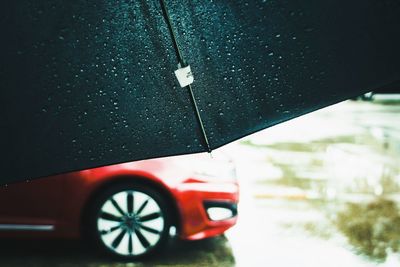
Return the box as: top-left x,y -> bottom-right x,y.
224,95 -> 400,267
1,96 -> 399,266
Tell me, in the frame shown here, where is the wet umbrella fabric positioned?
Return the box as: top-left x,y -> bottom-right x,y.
1,0 -> 400,184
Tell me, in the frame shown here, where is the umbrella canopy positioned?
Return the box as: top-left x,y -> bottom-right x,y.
1,0 -> 400,184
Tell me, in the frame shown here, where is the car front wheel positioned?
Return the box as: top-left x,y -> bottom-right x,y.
88,183 -> 171,260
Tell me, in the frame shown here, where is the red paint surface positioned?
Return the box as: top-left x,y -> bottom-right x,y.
0,154 -> 238,240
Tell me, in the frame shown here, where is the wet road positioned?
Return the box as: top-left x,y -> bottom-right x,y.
1,100 -> 399,266
0,236 -> 234,267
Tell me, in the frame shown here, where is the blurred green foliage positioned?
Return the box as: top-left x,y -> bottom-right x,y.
336,199 -> 400,260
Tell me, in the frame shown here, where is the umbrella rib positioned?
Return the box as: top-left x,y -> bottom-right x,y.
187,83 -> 212,152
159,0 -> 185,66
159,0 -> 212,153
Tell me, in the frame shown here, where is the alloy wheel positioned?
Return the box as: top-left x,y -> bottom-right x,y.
96,190 -> 165,257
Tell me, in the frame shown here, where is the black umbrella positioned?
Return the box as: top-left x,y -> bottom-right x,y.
1,0 -> 400,184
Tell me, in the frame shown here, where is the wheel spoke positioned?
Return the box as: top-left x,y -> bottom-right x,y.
135,229 -> 150,248
139,212 -> 161,222
136,199 -> 149,215
101,211 -> 122,222
111,229 -> 127,249
100,225 -> 121,235
128,232 -> 133,254
111,198 -> 125,216
127,192 -> 134,214
139,224 -> 160,234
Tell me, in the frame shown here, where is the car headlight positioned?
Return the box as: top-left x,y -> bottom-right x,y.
192,160 -> 236,179
176,152 -> 237,181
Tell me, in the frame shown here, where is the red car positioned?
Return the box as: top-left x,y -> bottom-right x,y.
0,153 -> 238,259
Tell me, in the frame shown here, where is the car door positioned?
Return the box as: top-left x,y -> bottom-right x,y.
0,175 -> 65,229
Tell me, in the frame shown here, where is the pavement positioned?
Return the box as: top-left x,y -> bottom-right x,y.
1,99 -> 399,266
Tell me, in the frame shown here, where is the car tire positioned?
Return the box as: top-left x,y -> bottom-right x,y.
86,182 -> 171,260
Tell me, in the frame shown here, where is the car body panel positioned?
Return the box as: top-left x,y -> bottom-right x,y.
0,154 -> 238,241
